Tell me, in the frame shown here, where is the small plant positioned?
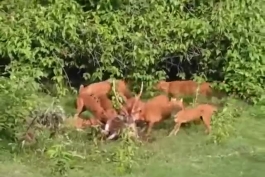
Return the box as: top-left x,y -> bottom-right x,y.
46,142 -> 85,176
109,79 -> 125,110
112,125 -> 140,175
28,101 -> 66,132
191,74 -> 206,106
11,101 -> 68,151
209,103 -> 239,144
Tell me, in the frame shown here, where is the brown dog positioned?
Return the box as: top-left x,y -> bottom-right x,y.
168,103 -> 218,136
155,80 -> 222,99
130,91 -> 183,136
75,86 -> 117,124
79,79 -> 132,102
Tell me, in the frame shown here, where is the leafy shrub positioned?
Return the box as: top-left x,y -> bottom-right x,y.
0,65 -> 41,140
29,103 -> 66,131
47,142 -> 85,176
108,127 -> 141,175
0,0 -> 264,142
209,100 -> 241,144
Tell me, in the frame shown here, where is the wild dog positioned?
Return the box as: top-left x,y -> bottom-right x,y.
168,103 -> 218,136
74,86 -> 117,123
79,79 -> 132,102
97,94 -> 119,118
130,91 -> 183,136
155,80 -> 223,99
98,94 -> 114,110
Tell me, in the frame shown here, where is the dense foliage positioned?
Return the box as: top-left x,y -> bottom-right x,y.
0,0 -> 264,139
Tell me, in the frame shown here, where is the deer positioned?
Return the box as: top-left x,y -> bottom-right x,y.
129,88 -> 184,136
155,80 -> 223,99
168,102 -> 218,136
102,82 -> 144,140
102,115 -> 139,140
79,79 -> 132,102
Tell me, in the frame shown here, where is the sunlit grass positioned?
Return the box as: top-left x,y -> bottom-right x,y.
0,94 -> 265,177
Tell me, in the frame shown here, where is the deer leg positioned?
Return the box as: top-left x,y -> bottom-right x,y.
107,132 -> 118,140
140,126 -> 147,133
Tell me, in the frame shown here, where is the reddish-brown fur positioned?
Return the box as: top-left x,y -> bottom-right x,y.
155,80 -> 222,99
97,94 -> 119,118
169,103 -> 218,136
74,116 -> 102,129
80,79 -> 132,101
98,94 -> 114,110
130,93 -> 183,136
75,86 -> 117,123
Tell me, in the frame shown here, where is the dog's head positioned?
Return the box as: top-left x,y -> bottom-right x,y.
155,80 -> 169,92
170,97 -> 184,110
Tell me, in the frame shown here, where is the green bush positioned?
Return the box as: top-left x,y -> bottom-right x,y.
1,0 -> 264,101
0,0 -> 264,140
0,64 -> 40,140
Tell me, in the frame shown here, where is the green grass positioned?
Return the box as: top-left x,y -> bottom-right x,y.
1,94 -> 265,177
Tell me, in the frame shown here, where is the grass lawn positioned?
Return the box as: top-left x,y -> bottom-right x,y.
0,94 -> 265,177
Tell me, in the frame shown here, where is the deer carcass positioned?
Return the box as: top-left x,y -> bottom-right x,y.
102,82 -> 145,140
101,115 -> 139,140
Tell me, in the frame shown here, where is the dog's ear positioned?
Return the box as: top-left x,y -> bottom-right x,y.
171,97 -> 177,102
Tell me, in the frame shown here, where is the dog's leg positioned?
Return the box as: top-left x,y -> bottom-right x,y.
173,123 -> 181,135
202,115 -> 211,134
74,97 -> 84,119
168,124 -> 178,136
146,122 -> 154,136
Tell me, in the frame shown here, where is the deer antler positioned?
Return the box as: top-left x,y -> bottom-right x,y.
131,81 -> 143,113
136,81 -> 143,99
